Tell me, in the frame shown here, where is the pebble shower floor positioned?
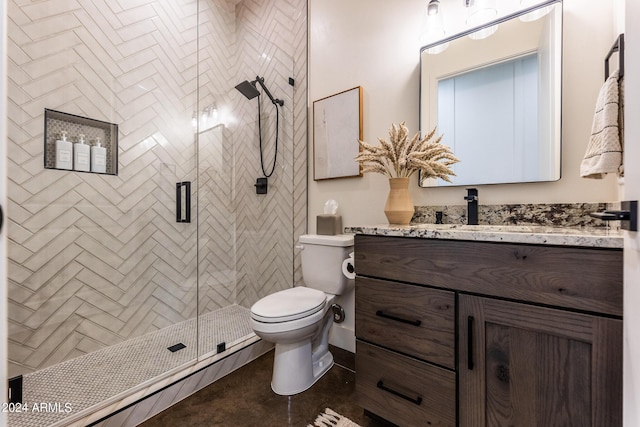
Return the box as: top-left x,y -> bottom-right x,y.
8,305 -> 254,427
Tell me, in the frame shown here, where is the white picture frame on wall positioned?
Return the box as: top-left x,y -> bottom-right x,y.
313,86 -> 363,180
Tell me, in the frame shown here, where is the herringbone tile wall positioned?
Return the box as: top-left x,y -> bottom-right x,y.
7,0 -> 308,379
7,0 -> 202,377
233,0 -> 306,308
197,125 -> 236,317
232,52 -> 294,308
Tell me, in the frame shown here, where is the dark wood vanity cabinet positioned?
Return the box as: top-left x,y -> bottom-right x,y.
354,234 -> 623,427
459,295 -> 622,427
355,277 -> 456,426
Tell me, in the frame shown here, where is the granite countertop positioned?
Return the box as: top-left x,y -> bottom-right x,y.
344,224 -> 624,249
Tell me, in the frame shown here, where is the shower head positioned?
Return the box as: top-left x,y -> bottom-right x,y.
235,76 -> 284,106
235,80 -> 260,100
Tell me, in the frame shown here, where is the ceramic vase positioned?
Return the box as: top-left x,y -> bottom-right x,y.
384,177 -> 414,225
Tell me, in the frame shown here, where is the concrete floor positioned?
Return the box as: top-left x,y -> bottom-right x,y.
138,350 -> 393,427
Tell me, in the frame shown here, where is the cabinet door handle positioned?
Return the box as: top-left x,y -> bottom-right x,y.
375,310 -> 421,327
376,380 -> 423,406
467,315 -> 474,370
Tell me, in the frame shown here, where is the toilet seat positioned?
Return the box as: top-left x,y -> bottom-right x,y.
250,287 -> 327,323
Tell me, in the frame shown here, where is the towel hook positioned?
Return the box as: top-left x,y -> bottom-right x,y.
605,34 -> 624,80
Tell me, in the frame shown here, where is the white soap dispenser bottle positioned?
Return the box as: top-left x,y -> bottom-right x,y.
73,134 -> 90,172
55,131 -> 73,170
90,137 -> 107,173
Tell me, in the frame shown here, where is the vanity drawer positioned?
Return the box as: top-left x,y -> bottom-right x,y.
355,235 -> 623,316
355,277 -> 455,368
356,340 -> 456,427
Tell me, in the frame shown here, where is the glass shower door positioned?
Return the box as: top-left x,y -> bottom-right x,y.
5,0 -> 199,425
196,15 -> 295,359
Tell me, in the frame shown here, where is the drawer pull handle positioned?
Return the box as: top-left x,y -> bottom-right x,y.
467,316 -> 474,370
375,310 -> 421,327
377,380 -> 423,406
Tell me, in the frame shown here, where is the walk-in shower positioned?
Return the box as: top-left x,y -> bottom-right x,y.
235,76 -> 286,194
5,0 -> 297,425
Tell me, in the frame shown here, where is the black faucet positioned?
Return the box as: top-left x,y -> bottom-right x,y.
464,188 -> 478,225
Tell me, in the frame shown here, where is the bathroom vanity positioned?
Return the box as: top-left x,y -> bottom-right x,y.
351,225 -> 623,427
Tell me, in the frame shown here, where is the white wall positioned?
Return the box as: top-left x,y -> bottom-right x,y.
623,0 -> 640,424
308,0 -> 619,231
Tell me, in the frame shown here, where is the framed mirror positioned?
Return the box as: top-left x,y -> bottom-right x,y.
419,1 -> 562,187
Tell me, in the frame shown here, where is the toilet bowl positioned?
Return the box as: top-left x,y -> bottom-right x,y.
251,287 -> 335,395
250,234 -> 354,395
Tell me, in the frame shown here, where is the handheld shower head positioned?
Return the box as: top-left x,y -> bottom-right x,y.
235,80 -> 260,100
235,76 -> 285,191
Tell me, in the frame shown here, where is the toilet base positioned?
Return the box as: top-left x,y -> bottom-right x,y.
271,340 -> 334,395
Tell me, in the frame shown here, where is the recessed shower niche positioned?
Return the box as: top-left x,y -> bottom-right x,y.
44,108 -> 118,175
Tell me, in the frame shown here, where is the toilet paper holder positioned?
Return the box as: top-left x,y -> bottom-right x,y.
345,261 -> 354,274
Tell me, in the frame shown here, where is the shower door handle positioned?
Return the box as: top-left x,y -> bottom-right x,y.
176,181 -> 191,223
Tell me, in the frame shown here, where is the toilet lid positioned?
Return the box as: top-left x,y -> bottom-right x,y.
250,287 -> 327,323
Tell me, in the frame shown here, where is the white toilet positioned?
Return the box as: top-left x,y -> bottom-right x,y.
250,234 -> 354,395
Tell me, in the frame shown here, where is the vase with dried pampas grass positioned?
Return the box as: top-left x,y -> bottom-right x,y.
355,122 -> 459,225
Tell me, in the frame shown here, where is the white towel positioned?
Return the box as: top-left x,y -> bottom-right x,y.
580,70 -> 623,179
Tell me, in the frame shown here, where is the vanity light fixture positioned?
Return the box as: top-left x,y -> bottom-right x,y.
427,0 -> 440,15
465,0 -> 499,40
421,0 -> 449,54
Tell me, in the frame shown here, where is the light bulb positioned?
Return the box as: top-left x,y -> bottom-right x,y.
466,0 -> 498,40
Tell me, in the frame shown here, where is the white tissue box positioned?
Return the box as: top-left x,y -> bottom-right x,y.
317,215 -> 342,235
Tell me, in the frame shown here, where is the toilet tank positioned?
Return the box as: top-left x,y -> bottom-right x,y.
299,234 -> 354,295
